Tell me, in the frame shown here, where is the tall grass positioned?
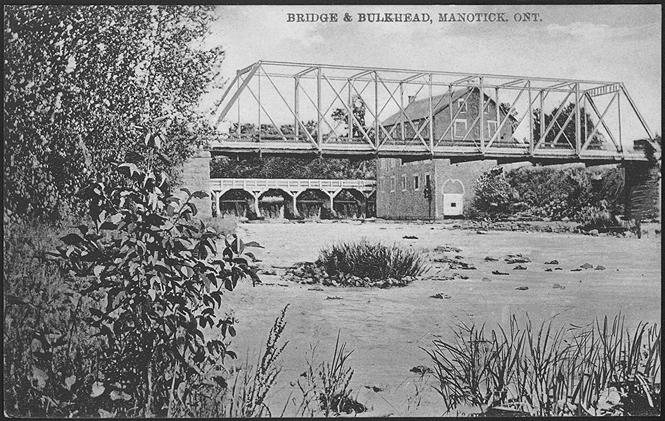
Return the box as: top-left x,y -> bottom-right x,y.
170,305 -> 289,418
317,239 -> 428,282
424,313 -> 661,416
293,332 -> 367,416
3,217 -> 100,416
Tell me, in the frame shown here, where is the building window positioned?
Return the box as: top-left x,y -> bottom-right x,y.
451,202 -> 457,208
414,175 -> 420,190
400,175 -> 407,191
457,98 -> 467,114
453,119 -> 467,139
425,173 -> 431,188
487,120 -> 497,137
390,176 -> 395,192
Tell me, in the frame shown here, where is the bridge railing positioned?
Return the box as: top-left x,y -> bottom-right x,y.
210,178 -> 376,191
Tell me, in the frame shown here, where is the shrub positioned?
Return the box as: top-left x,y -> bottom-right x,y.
45,160 -> 259,417
317,240 -> 427,284
471,167 -> 516,216
424,313 -> 661,416
576,200 -> 616,231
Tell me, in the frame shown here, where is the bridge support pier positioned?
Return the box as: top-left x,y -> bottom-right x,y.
623,161 -> 660,222
290,192 -> 300,217
212,191 -> 221,217
250,191 -> 263,217
180,149 -> 212,219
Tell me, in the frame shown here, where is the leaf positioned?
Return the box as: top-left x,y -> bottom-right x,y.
31,366 -> 49,390
93,265 -> 104,277
148,288 -> 156,302
64,374 -> 76,390
99,221 -> 118,230
145,213 -> 165,227
98,409 -> 114,418
191,190 -> 209,199
60,233 -> 84,245
180,266 -> 194,278
118,163 -> 138,177
233,237 -> 245,254
179,187 -> 191,197
244,241 -> 264,248
91,381 -> 105,398
6,294 -> 30,306
110,390 -> 132,401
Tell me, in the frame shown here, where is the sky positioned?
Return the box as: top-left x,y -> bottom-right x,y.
201,5 -> 661,142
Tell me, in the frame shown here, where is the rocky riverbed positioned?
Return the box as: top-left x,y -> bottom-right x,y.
216,220 -> 661,417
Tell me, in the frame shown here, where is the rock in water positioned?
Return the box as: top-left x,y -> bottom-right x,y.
580,263 -> 594,269
484,256 -> 499,261
513,265 -> 527,270
595,265 -> 606,270
492,270 -> 509,275
545,260 -> 559,265
515,286 -> 529,291
410,365 -> 433,375
552,283 -> 566,289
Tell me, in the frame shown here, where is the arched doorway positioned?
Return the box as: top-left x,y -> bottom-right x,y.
297,189 -> 331,219
333,189 -> 366,218
442,179 -> 465,216
258,189 -> 293,219
218,189 -> 255,218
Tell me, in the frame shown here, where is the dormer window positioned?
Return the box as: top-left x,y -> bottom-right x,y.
457,98 -> 467,114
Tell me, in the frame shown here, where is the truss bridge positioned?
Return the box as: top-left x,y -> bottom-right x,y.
208,60 -> 659,164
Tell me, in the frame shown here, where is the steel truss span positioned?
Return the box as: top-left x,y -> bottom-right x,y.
208,60 -> 659,163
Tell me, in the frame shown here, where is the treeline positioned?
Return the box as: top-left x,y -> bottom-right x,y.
4,5 -> 223,222
211,156 -> 377,179
470,164 -> 639,223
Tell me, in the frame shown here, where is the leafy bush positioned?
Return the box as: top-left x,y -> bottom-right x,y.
471,167 -> 517,216
293,332 -> 367,417
317,240 -> 427,284
8,159 -> 259,418
424,313 -> 661,416
576,200 -> 616,231
471,165 -> 635,222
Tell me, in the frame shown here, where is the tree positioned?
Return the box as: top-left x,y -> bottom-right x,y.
532,103 -> 603,149
331,95 -> 367,139
4,5 -> 224,221
210,155 -> 376,180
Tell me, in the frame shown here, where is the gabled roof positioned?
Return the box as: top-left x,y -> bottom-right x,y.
381,87 -> 512,127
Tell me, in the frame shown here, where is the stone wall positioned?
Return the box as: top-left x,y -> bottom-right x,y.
179,149 -> 212,219
376,158 -> 436,219
624,162 -> 660,221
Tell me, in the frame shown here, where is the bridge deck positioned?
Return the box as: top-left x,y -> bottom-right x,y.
207,139 -> 648,163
